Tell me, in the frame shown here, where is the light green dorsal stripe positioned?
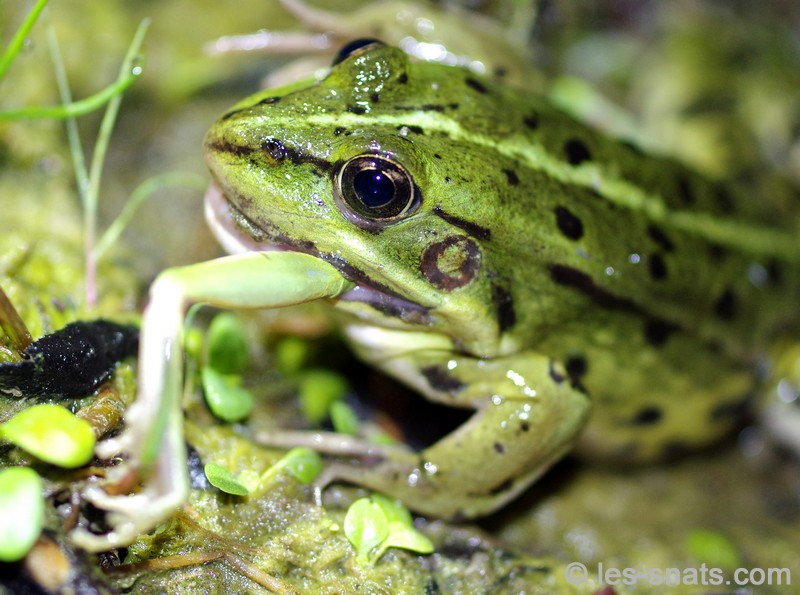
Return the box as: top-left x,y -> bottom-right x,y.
293,112 -> 799,261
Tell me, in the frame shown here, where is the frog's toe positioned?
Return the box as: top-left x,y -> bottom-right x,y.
70,526 -> 138,553
83,485 -> 152,514
94,434 -> 129,460
70,491 -> 154,551
72,484 -> 187,552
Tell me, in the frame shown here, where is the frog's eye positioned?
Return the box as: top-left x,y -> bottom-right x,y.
332,39 -> 386,65
334,155 -> 418,227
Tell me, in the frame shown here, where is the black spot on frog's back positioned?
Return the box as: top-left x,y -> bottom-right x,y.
523,113 -> 539,129
648,254 -> 668,280
713,186 -> 736,214
644,319 -> 679,346
676,176 -> 696,205
766,259 -> 784,285
503,169 -> 520,186
564,139 -> 592,165
554,206 -> 584,240
630,406 -> 663,426
548,264 -> 638,313
465,77 -> 489,94
714,288 -> 737,320
647,225 -> 674,252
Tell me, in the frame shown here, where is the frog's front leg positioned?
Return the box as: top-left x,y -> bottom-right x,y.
321,327 -> 592,519
71,252 -> 352,552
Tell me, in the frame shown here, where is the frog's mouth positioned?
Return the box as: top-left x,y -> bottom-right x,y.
204,182 -> 290,254
204,183 -> 433,323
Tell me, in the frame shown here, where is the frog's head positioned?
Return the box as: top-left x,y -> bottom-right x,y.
204,41 -> 517,354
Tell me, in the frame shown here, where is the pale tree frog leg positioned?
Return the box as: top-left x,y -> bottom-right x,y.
316,326 -> 591,520
71,252 -> 352,552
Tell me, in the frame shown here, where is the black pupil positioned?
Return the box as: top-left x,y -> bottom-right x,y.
353,168 -> 395,208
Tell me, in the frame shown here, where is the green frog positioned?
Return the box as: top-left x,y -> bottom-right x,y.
202,40 -> 800,517
79,40 -> 800,549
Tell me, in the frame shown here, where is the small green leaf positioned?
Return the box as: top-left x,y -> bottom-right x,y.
685,529 -> 741,569
207,313 -> 249,374
275,336 -> 309,376
344,494 -> 434,564
281,447 -> 323,484
184,326 -> 205,360
370,493 -> 413,526
344,497 -> 390,565
0,404 -> 95,468
381,526 -> 434,558
370,494 -> 433,561
257,447 -> 324,490
234,469 -> 262,493
204,463 -> 249,496
330,401 -> 359,435
201,367 -> 254,422
0,467 -> 44,561
299,369 -> 348,425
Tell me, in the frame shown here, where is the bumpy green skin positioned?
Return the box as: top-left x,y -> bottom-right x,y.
204,44 -> 800,519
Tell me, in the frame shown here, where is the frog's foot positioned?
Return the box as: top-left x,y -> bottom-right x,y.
71,400 -> 189,552
71,486 -> 185,552
71,455 -> 189,552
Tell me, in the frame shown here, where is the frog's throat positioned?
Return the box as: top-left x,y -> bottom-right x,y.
203,183 -> 432,322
